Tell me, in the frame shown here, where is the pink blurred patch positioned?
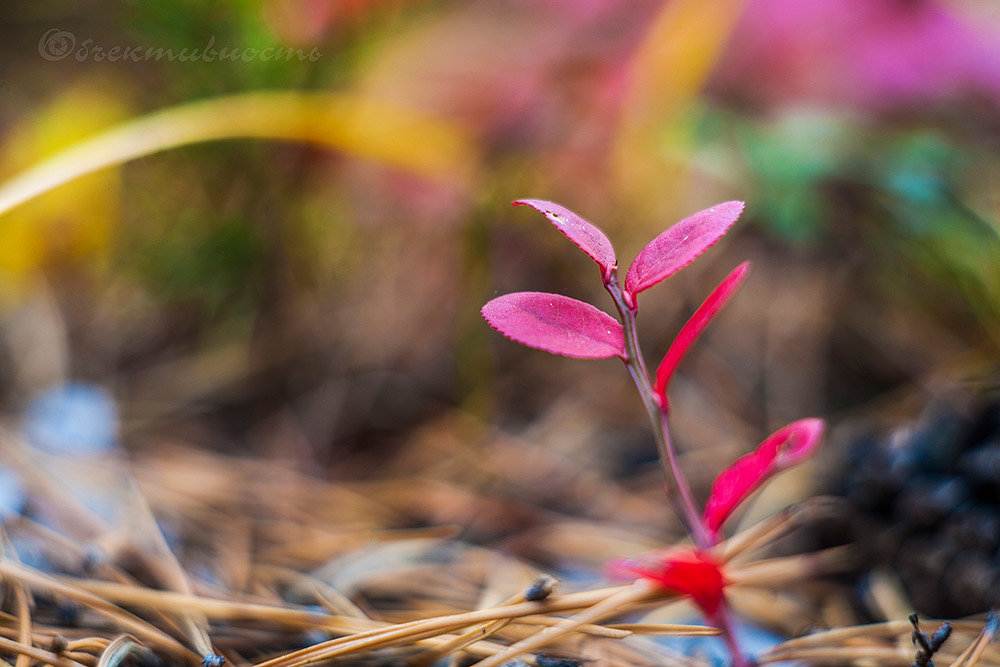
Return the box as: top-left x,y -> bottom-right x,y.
354,0 -> 660,195
714,0 -> 1000,109
264,0 -> 339,46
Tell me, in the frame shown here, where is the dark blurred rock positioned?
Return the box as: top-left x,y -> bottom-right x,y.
829,390 -> 1000,618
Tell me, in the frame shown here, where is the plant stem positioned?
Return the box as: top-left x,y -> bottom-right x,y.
604,273 -> 708,549
715,606 -> 752,667
605,271 -> 748,666
659,415 -> 710,549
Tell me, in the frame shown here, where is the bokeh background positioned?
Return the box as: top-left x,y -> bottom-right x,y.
1,0 -> 1000,639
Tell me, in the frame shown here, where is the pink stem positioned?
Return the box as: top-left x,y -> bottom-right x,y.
604,269 -> 749,665
714,604 -> 752,667
603,271 -> 708,548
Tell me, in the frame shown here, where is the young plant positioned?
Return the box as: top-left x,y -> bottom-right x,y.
482,199 -> 825,665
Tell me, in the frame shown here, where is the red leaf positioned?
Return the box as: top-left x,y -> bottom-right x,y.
653,262 -> 751,410
623,201 -> 745,308
482,292 -> 625,359
514,200 -> 617,281
702,418 -> 825,539
607,548 -> 726,615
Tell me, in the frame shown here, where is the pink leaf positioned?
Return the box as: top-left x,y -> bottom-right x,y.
607,548 -> 726,615
702,418 -> 825,539
623,201 -> 745,308
514,200 -> 617,281
482,292 -> 625,359
653,262 -> 751,410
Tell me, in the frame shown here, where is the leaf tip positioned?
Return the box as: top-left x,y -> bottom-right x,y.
719,200 -> 746,215
782,417 -> 825,462
511,199 -> 617,277
623,200 -> 747,305
702,416 -> 826,538
652,260 -> 753,407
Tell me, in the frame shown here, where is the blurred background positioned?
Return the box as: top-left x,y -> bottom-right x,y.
1,0 -> 1000,636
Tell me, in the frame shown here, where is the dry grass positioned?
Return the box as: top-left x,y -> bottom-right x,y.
0,423 -> 994,667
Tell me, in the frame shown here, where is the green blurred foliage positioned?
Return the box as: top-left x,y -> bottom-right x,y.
119,209 -> 266,315
690,100 -> 1000,346
120,0 -> 320,92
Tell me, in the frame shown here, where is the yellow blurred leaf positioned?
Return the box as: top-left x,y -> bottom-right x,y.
0,91 -> 474,218
0,90 -> 476,301
614,0 -> 746,209
0,80 -> 131,299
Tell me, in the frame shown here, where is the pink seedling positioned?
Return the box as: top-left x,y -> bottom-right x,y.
611,420 -> 824,628
482,199 -> 825,665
